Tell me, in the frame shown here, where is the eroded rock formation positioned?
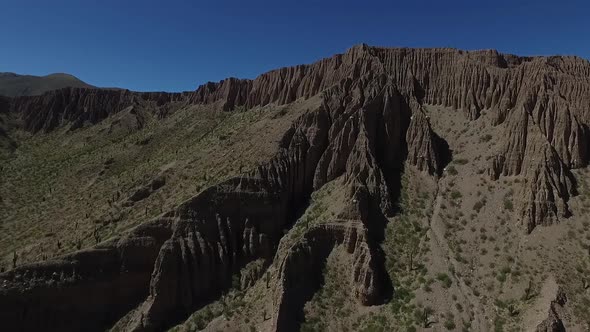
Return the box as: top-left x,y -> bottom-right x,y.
536,287 -> 568,332
123,106 -> 331,331
9,88 -> 192,132
0,219 -> 172,332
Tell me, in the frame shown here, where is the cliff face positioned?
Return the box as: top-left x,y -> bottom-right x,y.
0,220 -> 173,332
187,45 -> 590,233
536,287 -> 568,332
194,45 -> 590,233
2,45 -> 590,331
9,88 -> 195,132
123,107 -> 331,331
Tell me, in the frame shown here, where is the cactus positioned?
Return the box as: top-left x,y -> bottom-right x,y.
523,279 -> 534,301
93,226 -> 101,243
418,307 -> 435,328
507,303 -> 519,316
12,251 -> 18,269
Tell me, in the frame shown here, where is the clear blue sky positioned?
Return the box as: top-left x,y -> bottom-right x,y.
1,0 -> 588,92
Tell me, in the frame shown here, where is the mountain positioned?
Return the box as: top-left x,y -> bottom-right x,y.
1,45 -> 590,331
0,72 -> 94,97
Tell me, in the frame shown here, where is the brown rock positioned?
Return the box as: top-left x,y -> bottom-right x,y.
0,219 -> 173,332
536,287 -> 568,332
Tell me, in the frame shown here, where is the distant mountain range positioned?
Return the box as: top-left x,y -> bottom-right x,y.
0,72 -> 94,97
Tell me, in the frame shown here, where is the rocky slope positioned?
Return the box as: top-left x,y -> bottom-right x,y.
1,45 -> 590,331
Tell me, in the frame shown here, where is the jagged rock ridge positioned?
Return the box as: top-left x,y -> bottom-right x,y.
7,45 -> 589,232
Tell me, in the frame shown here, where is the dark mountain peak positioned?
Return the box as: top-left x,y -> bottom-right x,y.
0,72 -> 94,97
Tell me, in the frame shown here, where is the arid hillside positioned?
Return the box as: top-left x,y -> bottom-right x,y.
1,45 -> 590,332
0,72 -> 94,97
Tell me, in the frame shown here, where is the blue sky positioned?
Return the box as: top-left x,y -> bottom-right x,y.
1,0 -> 588,92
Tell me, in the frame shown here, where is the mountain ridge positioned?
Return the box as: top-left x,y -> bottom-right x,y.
2,45 -> 590,332
0,72 -> 94,97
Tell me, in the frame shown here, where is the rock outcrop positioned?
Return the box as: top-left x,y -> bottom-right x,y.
9,88 -> 193,132
536,287 -> 568,332
124,174 -> 167,207
269,75 -> 439,330
121,106 -> 331,331
0,219 -> 173,332
405,101 -> 447,176
271,221 -> 372,332
189,47 -> 590,233
489,85 -> 582,232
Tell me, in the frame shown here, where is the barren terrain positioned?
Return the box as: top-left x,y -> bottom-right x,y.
1,45 -> 590,332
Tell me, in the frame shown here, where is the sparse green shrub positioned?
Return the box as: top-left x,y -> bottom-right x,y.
568,230 -> 577,240
503,199 -> 513,211
494,316 -> 505,332
436,273 -> 452,288
444,317 -> 456,330
446,165 -> 458,176
494,298 -> 507,309
450,191 -> 462,200
480,134 -> 493,143
473,199 -> 486,213
414,306 -> 435,328
423,281 -> 433,292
